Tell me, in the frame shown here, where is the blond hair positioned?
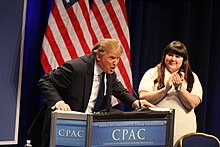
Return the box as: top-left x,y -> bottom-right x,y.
92,38 -> 123,56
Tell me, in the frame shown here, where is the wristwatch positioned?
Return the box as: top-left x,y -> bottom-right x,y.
175,84 -> 182,92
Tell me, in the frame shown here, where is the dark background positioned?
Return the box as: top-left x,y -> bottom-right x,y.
5,0 -> 220,146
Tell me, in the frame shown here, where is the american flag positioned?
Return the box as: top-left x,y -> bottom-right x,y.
40,0 -> 132,106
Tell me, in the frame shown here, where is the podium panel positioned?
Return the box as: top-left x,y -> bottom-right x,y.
50,111 -> 90,147
50,109 -> 174,147
90,110 -> 174,147
91,120 -> 167,146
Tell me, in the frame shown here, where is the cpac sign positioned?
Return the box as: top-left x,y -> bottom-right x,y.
112,128 -> 146,141
57,129 -> 84,138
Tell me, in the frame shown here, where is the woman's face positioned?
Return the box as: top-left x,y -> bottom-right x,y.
165,53 -> 183,73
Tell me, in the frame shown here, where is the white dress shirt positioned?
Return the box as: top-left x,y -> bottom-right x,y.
85,61 -> 105,113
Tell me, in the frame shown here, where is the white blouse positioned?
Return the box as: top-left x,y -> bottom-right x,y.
138,66 -> 203,146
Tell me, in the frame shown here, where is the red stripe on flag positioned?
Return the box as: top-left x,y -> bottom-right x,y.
117,59 -> 133,94
40,48 -> 52,73
66,6 -> 91,54
53,3 -> 78,59
78,0 -> 98,45
45,26 -> 64,66
118,0 -> 128,26
91,2 -> 111,38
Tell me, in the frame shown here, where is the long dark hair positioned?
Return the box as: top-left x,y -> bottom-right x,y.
155,40 -> 194,92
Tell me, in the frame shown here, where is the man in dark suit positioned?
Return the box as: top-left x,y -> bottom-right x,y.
37,38 -> 155,146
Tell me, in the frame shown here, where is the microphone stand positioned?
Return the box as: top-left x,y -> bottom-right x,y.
128,84 -> 150,112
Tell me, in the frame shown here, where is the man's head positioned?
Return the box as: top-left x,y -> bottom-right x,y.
92,38 -> 123,74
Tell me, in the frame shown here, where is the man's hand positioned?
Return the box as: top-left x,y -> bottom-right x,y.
55,101 -> 71,111
132,100 -> 156,109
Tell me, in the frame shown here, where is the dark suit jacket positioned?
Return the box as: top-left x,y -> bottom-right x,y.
38,54 -> 136,112
34,54 -> 136,147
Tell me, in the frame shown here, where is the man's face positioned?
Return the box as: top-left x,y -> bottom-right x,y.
97,49 -> 121,74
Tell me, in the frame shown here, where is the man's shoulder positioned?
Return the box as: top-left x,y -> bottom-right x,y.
66,54 -> 94,64
64,54 -> 95,73
80,54 -> 94,63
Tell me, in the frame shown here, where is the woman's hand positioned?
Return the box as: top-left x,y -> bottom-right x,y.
165,75 -> 174,92
172,73 -> 183,90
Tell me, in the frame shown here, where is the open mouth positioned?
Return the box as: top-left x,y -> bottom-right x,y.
109,67 -> 116,73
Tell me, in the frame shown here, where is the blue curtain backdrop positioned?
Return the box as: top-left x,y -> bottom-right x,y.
8,0 -> 220,146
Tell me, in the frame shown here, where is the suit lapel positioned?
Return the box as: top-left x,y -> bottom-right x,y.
82,55 -> 95,111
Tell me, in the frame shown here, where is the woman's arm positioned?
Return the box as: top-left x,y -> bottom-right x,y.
139,88 -> 166,104
176,88 -> 201,110
172,72 -> 202,110
139,74 -> 173,104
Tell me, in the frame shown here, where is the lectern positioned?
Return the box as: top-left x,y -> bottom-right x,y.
50,108 -> 174,147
